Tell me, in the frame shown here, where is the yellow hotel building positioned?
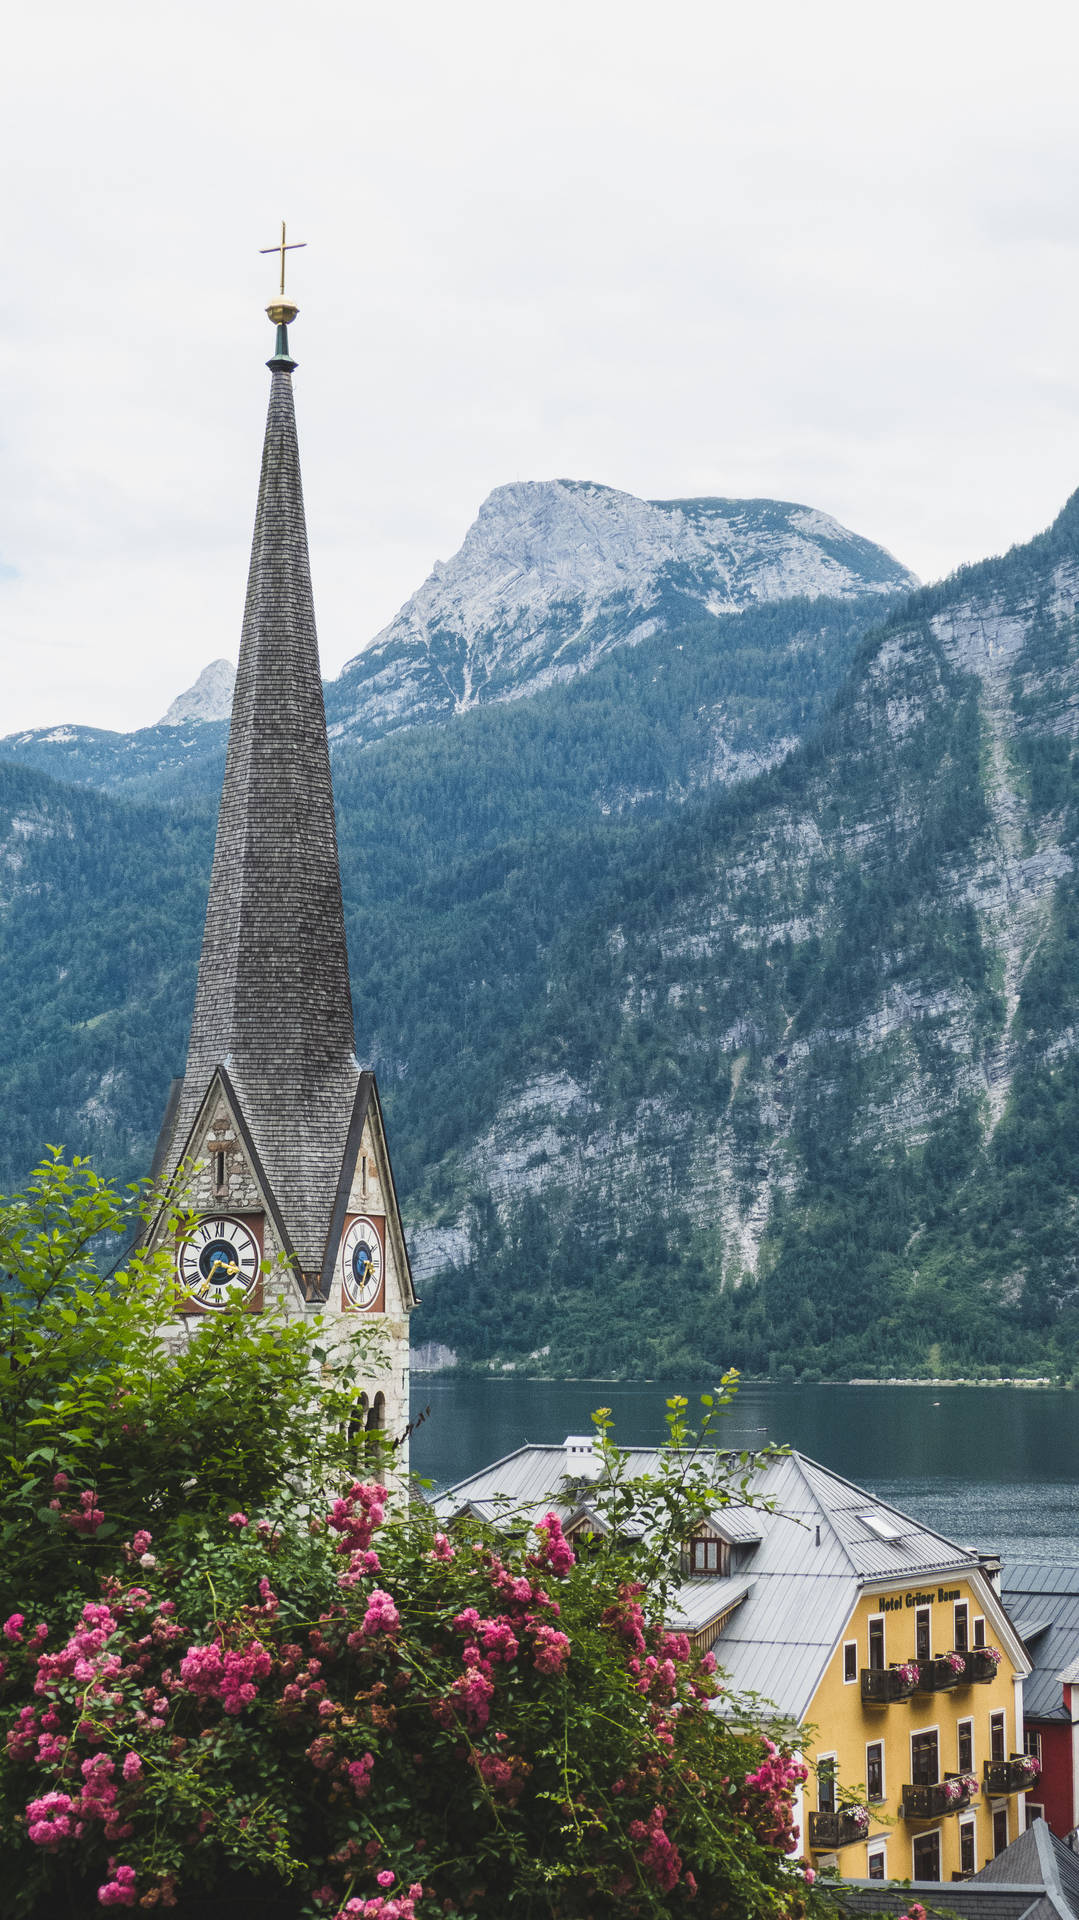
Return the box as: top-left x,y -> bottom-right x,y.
437,1440 -> 1032,1884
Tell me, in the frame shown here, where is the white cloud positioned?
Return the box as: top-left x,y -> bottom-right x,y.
2,0 -> 1079,730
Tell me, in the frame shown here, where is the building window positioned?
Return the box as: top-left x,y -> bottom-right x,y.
990,1712 -> 1006,1763
361,1153 -> 368,1198
954,1601 -> 969,1652
1024,1729 -> 1042,1762
973,1615 -> 986,1649
915,1606 -> 931,1662
957,1719 -> 974,1773
844,1641 -> 858,1683
993,1806 -> 1009,1856
1026,1804 -> 1045,1829
817,1756 -> 836,1814
866,1742 -> 884,1802
911,1731 -> 939,1787
959,1818 -> 976,1875
868,1616 -> 885,1671
689,1537 -> 729,1576
867,1846 -> 886,1881
912,1831 -> 941,1880
213,1149 -> 226,1190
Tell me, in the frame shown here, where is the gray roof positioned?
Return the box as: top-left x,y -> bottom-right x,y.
1003,1563 -> 1079,1722
155,360 -> 361,1276
841,1822 -> 1079,1920
436,1442 -> 992,1720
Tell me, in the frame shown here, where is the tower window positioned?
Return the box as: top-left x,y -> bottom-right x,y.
361,1154 -> 367,1198
214,1150 -> 226,1190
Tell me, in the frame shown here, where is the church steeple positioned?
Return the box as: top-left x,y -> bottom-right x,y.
151,259 -> 416,1411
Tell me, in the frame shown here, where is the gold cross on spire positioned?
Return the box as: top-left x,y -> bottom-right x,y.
260,220 -> 307,298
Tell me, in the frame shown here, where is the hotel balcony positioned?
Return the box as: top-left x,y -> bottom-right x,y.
957,1648 -> 999,1684
983,1756 -> 1039,1796
807,1807 -> 870,1851
902,1775 -> 977,1820
914,1655 -> 966,1693
860,1665 -> 919,1706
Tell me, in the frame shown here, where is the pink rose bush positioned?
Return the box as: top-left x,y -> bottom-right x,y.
0,1472 -> 831,1920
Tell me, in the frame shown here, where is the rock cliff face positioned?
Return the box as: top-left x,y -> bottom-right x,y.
410,495 -> 1079,1378
324,480 -> 916,743
157,659 -> 236,727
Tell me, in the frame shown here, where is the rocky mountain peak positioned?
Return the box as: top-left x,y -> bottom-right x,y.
326,478 -> 918,746
157,658 -> 236,728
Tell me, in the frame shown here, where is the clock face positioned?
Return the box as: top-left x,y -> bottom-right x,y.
341,1215 -> 384,1310
177,1215 -> 262,1310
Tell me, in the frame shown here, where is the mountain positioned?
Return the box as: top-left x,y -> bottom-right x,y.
2,479 -> 915,795
325,479 -> 916,744
11,476 -> 1079,1383
157,658 -> 236,726
409,491 -> 1079,1382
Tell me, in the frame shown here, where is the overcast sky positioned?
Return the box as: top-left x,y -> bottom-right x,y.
3,0 -> 1079,734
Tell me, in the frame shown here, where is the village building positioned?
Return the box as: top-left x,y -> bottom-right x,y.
437,1436 -> 1033,1882
145,248 -> 414,1457
842,1818 -> 1079,1920
1002,1563 -> 1079,1841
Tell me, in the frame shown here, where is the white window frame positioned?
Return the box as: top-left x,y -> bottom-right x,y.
990,1708 -> 1007,1763
954,1600 -> 969,1650
865,1738 -> 885,1803
867,1612 -> 886,1669
910,1722 -> 942,1787
843,1639 -> 858,1684
911,1827 -> 942,1880
958,1812 -> 976,1874
1026,1802 -> 1046,1828
957,1716 -> 975,1774
993,1803 -> 1009,1854
866,1841 -> 887,1881
816,1750 -> 838,1813
973,1613 -> 987,1648
915,1605 -> 932,1660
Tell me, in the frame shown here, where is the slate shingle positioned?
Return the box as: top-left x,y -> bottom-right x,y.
158,364 -> 359,1273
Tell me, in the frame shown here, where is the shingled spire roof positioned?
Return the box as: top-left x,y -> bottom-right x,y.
158,316 -> 361,1276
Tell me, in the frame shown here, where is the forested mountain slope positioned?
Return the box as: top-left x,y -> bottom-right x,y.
1,479 -> 913,795
7,483 -> 1079,1382
0,593 -> 885,1198
412,491 -> 1079,1381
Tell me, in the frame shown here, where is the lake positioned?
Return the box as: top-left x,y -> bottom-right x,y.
409,1376 -> 1079,1568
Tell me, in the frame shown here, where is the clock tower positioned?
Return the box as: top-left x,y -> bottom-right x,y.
147,248 -> 414,1460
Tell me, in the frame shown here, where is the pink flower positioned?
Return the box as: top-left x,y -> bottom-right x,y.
97,1863 -> 137,1907
2,1614 -> 24,1643
359,1590 -> 400,1637
804,1866 -> 816,1884
531,1511 -> 575,1575
430,1533 -> 455,1562
377,1871 -> 395,1888
121,1753 -> 143,1782
228,1512 -> 249,1528
26,1790 -> 77,1848
531,1625 -> 571,1675
131,1531 -> 152,1555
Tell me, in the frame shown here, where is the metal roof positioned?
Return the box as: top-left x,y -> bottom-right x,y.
435,1443 -> 993,1721
668,1576 -> 755,1634
841,1823 -> 1079,1920
1003,1563 -> 1079,1722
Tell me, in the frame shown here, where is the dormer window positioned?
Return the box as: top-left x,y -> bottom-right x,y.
688,1535 -> 730,1577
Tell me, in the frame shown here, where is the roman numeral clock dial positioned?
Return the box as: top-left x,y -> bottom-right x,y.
176,1215 -> 262,1310
340,1215 -> 384,1311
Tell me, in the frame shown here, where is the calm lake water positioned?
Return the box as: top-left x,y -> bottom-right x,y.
409,1377 -> 1079,1569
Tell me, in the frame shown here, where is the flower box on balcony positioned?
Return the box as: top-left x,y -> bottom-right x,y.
861,1663 -> 919,1705
984,1754 -> 1041,1796
808,1806 -> 871,1851
916,1654 -> 966,1692
903,1775 -> 977,1820
962,1647 -> 1001,1684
